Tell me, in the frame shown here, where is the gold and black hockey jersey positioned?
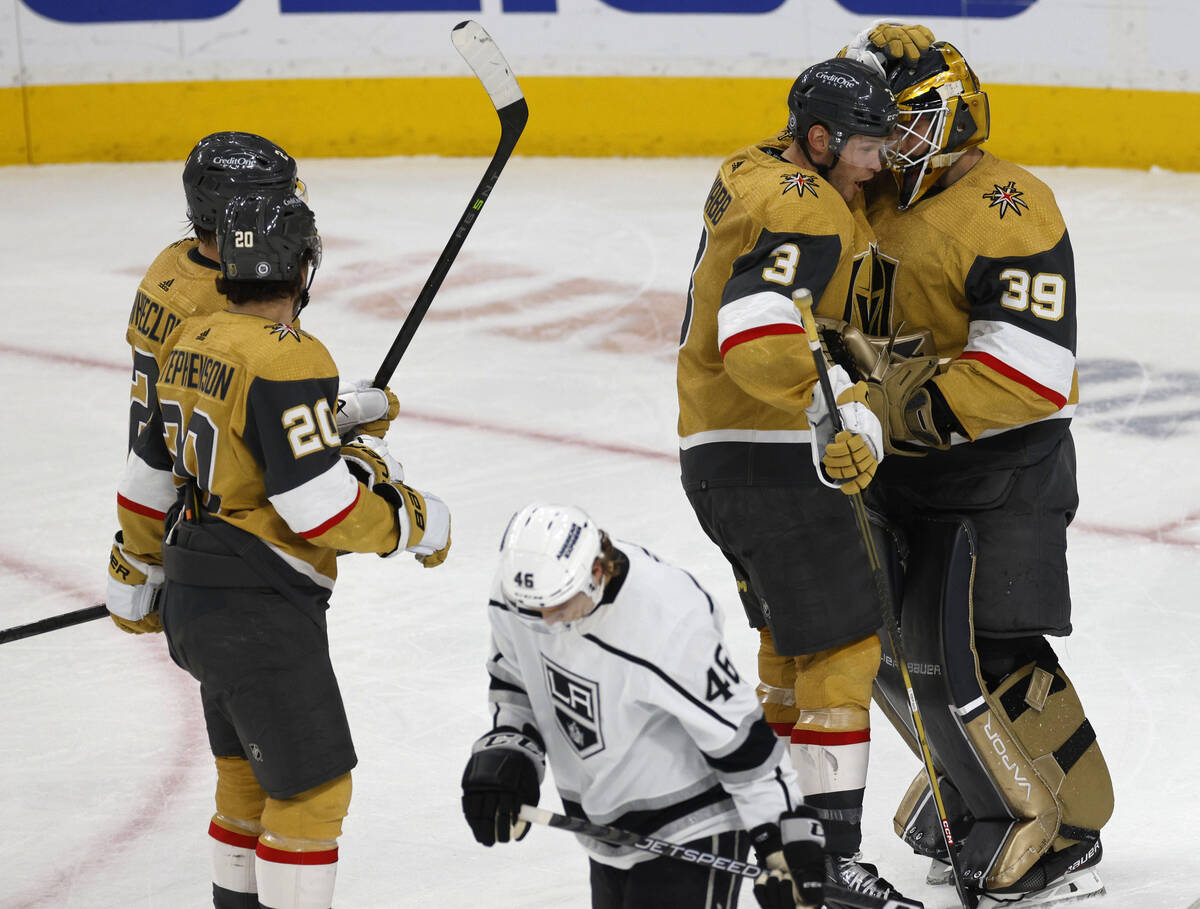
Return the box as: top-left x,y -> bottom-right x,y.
677,135 -> 894,488
117,311 -> 398,589
868,150 -> 1078,474
125,239 -> 227,451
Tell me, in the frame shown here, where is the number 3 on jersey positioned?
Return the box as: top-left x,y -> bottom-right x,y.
762,243 -> 801,285
705,643 -> 741,702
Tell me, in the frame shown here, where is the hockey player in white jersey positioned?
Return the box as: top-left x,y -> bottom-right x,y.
461,504 -> 828,909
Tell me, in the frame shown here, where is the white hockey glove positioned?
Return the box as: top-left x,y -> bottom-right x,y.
335,379 -> 399,439
106,533 -> 164,634
805,365 -> 883,495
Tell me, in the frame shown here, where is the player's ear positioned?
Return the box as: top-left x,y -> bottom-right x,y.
806,123 -> 831,156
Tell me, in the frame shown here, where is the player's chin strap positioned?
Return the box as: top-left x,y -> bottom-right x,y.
929,150 -> 966,169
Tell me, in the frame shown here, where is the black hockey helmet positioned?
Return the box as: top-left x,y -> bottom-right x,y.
217,192 -> 321,284
183,132 -> 301,233
787,58 -> 898,156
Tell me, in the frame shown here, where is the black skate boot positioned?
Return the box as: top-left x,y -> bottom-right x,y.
976,834 -> 1104,908
825,853 -> 925,909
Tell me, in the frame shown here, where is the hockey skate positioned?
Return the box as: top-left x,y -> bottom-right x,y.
824,853 -> 924,909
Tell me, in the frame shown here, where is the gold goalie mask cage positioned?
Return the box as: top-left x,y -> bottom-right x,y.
885,42 -> 990,210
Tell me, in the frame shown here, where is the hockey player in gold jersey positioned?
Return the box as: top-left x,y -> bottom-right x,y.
824,35 -> 1113,908
124,132 -> 305,453
109,192 -> 450,909
110,131 -> 399,636
677,56 -> 924,908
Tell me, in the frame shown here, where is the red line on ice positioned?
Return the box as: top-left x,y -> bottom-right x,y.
0,553 -> 205,908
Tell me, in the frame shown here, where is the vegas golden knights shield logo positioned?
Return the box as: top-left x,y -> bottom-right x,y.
843,242 -> 897,335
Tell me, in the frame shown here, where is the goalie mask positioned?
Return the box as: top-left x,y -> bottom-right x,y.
183,131 -> 305,233
787,58 -> 898,170
217,192 -> 322,285
499,503 -> 606,634
885,42 -> 990,210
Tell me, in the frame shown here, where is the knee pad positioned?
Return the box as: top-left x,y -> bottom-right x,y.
792,633 -> 879,715
882,517 -> 1113,890
214,756 -> 267,835
757,627 -> 799,734
261,772 -> 352,846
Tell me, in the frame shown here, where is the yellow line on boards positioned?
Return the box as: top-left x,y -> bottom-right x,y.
2,76 -> 1197,170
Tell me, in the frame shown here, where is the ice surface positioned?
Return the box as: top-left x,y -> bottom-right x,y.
1,155 -> 1197,908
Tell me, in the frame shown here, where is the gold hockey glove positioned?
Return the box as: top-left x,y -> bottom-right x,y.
867,23 -> 935,62
805,365 -> 883,492
824,430 -> 878,495
106,535 -> 163,634
372,479 -> 452,567
340,434 -> 404,487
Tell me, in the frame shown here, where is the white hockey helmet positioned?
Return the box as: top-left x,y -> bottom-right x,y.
499,503 -> 606,632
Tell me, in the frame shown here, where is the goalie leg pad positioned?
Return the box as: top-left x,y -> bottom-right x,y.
886,516 -> 1113,891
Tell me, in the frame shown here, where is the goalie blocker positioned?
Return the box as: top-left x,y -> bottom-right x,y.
872,516 -> 1113,894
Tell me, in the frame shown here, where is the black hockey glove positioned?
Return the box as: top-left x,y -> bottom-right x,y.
460,731 -> 543,847
751,807 -> 825,909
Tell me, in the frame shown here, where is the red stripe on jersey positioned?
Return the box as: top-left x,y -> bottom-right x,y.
208,820 -> 259,851
791,728 -> 871,746
719,323 -> 805,358
768,721 -> 795,739
255,842 -> 339,866
958,351 -> 1068,409
299,486 -> 361,539
117,493 -> 167,521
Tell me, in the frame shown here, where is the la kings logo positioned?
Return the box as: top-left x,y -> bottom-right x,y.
542,655 -> 605,758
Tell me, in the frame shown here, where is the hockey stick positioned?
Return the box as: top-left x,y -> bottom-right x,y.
793,289 -> 977,909
518,805 -> 923,909
371,20 -> 529,389
0,603 -> 108,645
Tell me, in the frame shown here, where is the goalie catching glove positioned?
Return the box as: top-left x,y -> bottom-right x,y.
864,356 -> 960,454
461,730 -> 545,846
841,22 -> 935,75
335,379 -> 400,439
805,365 -> 883,495
751,807 -> 825,909
340,435 -> 450,567
106,532 -> 163,634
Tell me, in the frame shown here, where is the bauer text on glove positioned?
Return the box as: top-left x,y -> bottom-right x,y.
106,533 -> 164,634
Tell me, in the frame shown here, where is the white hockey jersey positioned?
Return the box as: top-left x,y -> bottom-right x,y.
484,541 -> 801,869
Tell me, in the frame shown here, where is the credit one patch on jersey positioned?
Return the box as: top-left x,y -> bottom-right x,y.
542,655 -> 605,758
